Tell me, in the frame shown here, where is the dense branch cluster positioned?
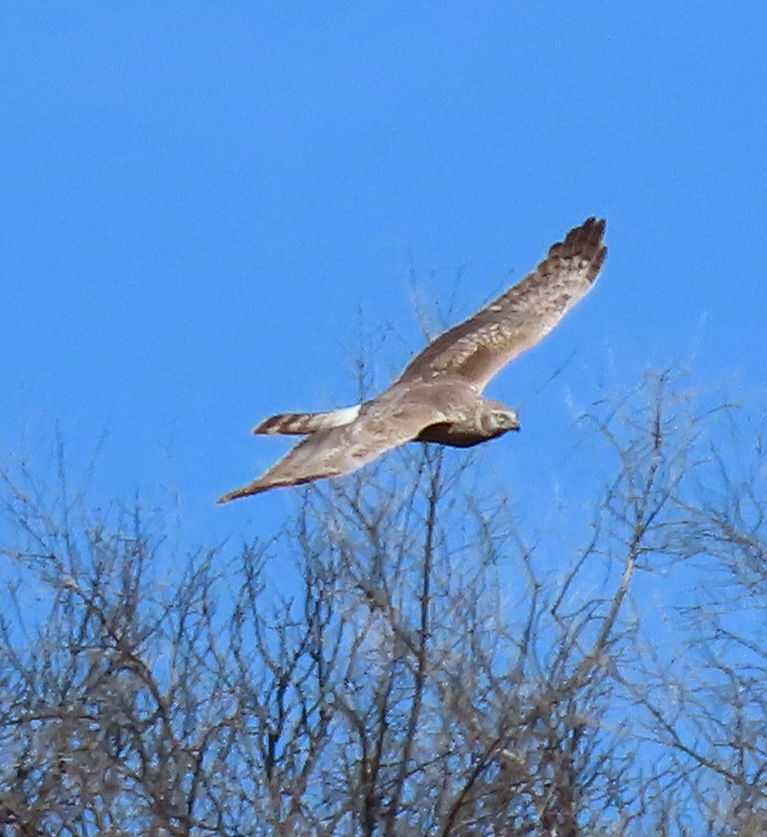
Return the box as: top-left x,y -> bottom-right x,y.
1,373 -> 766,836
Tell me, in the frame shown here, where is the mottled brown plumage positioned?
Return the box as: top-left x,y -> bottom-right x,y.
218,218 -> 606,503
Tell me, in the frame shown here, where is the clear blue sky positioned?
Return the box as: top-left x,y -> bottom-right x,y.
2,3 -> 766,543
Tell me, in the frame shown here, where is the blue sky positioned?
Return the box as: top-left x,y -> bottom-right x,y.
2,2 -> 766,543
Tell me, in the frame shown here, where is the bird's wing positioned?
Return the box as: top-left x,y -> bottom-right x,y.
217,385 -> 452,502
398,218 -> 607,392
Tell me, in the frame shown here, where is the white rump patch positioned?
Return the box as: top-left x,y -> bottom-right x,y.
332,405 -> 361,425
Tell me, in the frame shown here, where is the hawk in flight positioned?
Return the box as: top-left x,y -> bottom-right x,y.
218,217 -> 607,503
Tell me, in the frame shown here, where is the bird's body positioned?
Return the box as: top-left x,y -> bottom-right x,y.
218,217 -> 607,503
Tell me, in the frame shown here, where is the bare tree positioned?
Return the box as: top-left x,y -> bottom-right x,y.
1,372 -> 765,836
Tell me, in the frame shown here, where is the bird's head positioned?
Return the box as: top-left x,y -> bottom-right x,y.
482,402 -> 521,438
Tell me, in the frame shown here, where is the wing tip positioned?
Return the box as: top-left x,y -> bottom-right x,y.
567,216 -> 607,246
555,216 -> 608,282
216,482 -> 270,504
583,216 -> 606,232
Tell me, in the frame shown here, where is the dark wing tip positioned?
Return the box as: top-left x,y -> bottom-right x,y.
583,216 -> 606,233
561,217 -> 607,250
216,483 -> 268,504
550,216 -> 607,283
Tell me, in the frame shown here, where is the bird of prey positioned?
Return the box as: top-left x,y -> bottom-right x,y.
218,217 -> 607,503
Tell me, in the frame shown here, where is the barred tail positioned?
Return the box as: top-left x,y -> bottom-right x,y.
253,405 -> 361,436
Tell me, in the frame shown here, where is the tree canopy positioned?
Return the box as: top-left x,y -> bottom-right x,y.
1,372 -> 766,836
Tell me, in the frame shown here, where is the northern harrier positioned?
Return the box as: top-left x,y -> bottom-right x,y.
218,217 -> 606,503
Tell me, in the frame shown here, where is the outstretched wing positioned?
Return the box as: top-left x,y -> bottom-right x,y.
398,218 -> 607,392
217,384 -> 453,503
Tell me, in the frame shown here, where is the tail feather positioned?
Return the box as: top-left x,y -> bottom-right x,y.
253,405 -> 361,436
